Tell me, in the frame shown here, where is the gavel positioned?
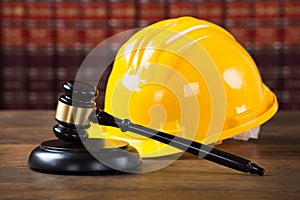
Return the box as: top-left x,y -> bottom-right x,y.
28,80 -> 264,175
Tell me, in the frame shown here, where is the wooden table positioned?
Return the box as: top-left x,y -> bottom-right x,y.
0,110 -> 299,199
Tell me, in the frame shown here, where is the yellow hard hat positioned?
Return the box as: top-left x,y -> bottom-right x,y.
88,16 -> 278,157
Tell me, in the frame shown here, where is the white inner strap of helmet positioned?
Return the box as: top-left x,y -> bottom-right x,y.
232,126 -> 261,141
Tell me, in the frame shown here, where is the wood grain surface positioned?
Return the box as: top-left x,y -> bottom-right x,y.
0,110 -> 299,200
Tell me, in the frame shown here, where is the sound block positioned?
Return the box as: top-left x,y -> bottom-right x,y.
28,139 -> 142,174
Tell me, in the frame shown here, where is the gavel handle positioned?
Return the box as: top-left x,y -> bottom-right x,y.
95,110 -> 265,176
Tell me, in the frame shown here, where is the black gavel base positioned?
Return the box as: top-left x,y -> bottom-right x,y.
29,139 -> 141,174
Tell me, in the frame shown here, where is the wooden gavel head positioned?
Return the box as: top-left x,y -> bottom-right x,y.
53,80 -> 98,143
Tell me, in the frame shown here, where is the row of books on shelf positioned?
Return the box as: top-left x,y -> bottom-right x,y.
3,87 -> 299,109
2,25 -> 300,51
1,52 -> 300,109
2,81 -> 300,109
1,46 -> 299,109
2,0 -> 300,24
3,46 -> 298,81
2,0 -> 300,50
1,0 -> 298,19
2,18 -> 300,47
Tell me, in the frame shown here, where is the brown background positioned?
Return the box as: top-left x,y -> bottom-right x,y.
1,0 -> 300,110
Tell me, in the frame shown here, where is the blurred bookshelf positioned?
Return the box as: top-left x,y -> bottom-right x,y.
0,0 -> 299,110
